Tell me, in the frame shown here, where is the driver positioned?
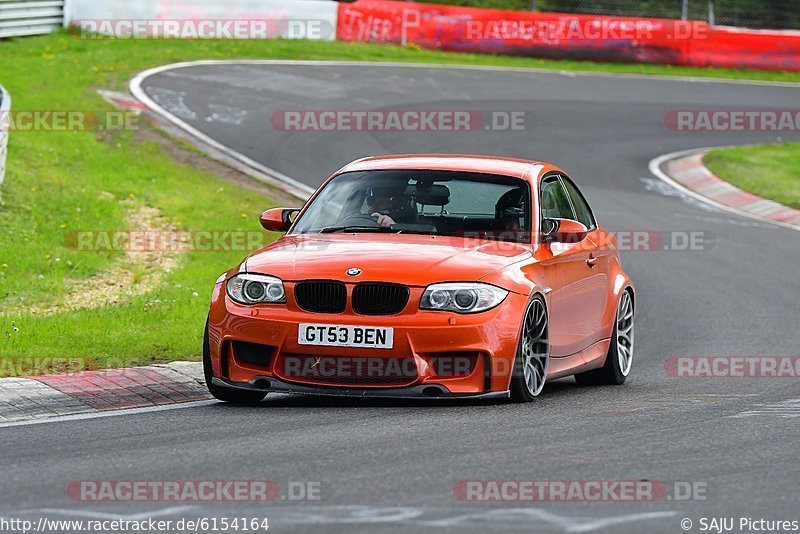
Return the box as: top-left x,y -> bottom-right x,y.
495,189 -> 526,232
366,185 -> 416,228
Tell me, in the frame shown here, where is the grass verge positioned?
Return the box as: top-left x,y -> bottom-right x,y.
0,31 -> 798,376
704,143 -> 800,210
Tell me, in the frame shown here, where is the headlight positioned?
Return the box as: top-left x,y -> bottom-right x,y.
226,274 -> 286,305
420,283 -> 508,314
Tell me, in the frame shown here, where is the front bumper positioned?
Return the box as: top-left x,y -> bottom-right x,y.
211,376 -> 510,399
207,283 -> 528,396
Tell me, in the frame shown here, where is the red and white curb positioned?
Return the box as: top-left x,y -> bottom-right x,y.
649,148 -> 800,231
0,362 -> 209,426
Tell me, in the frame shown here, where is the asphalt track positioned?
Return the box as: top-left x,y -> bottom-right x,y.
3,63 -> 800,533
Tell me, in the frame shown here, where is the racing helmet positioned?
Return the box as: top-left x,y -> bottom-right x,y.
495,188 -> 526,229
366,183 -> 409,214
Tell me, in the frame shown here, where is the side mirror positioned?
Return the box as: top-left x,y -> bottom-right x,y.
542,218 -> 589,243
259,208 -> 300,232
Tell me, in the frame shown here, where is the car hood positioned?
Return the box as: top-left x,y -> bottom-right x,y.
244,234 -> 531,287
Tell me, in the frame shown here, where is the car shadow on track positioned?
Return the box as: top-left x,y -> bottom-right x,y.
209,378 -> 592,409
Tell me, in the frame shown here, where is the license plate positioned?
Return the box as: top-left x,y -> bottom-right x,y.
298,324 -> 394,349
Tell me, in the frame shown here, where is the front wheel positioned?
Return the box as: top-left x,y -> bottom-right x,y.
575,289 -> 634,386
510,296 -> 549,403
203,319 -> 266,404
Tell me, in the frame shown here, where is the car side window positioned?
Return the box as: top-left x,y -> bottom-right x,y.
561,177 -> 597,230
540,177 -> 575,220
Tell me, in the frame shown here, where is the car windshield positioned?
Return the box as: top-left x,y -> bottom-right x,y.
291,170 -> 532,243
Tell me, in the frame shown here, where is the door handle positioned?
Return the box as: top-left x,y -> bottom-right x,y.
586,254 -> 599,267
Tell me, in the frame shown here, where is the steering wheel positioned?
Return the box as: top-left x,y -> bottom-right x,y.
338,213 -> 381,227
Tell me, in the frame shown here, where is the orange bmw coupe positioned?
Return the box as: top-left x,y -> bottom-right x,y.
204,155 -> 635,403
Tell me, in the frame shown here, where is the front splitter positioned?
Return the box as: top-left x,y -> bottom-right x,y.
211,377 -> 510,400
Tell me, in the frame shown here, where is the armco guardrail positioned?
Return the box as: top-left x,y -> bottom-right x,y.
0,0 -> 65,39
0,83 -> 10,187
337,0 -> 800,72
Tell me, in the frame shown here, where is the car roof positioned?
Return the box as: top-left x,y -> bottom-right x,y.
335,154 -> 561,181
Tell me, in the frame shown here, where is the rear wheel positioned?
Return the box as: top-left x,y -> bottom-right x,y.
203,319 -> 266,404
510,296 -> 549,403
575,289 -> 634,386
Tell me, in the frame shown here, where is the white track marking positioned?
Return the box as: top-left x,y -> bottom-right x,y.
0,400 -> 218,429
415,507 -> 678,531
639,176 -> 720,212
131,59 -> 800,88
35,506 -> 197,521
730,398 -> 800,418
562,511 -> 680,533
219,505 -> 677,531
648,147 -> 800,233
17,505 -> 677,532
204,104 -> 248,125
147,88 -> 197,120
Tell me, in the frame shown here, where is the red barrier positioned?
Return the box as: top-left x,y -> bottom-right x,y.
336,0 -> 800,72
688,27 -> 800,71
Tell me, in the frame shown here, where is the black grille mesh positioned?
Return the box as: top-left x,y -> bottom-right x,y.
353,283 -> 410,315
294,281 -> 347,313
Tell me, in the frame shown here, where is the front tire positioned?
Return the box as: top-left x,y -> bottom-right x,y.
203,319 -> 266,404
575,289 -> 634,386
510,296 -> 549,403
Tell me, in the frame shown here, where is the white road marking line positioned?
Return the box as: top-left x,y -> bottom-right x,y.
36,506 -> 197,521
0,400 -> 218,429
416,507 -> 678,531
131,59 -> 800,89
563,511 -> 679,533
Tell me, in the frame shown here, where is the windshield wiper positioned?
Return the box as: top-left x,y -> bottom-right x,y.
318,225 -> 399,234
